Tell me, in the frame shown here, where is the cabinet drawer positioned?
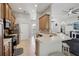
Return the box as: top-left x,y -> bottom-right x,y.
0,47 -> 3,56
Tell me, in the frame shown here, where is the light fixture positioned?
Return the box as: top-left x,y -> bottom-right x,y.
32,24 -> 36,26
19,8 -> 22,10
35,4 -> 37,7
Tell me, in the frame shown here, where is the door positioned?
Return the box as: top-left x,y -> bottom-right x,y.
19,24 -> 29,40
51,22 -> 57,33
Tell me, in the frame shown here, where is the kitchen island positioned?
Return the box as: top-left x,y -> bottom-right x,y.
35,33 -> 62,56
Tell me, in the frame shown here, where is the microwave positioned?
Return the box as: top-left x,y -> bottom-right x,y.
5,22 -> 10,28
4,19 -> 11,29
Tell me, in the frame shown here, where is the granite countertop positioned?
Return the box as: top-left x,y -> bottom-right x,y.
9,34 -> 17,36
4,34 -> 17,45
36,34 -> 55,43
4,34 -> 17,38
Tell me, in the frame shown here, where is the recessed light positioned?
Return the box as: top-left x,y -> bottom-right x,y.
35,4 -> 37,7
19,8 -> 22,10
32,24 -> 36,26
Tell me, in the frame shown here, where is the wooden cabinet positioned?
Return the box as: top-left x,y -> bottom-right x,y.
0,4 -> 1,18
5,4 -> 9,20
39,14 -> 50,33
8,7 -> 12,21
0,3 -> 16,56
5,3 -> 12,21
11,14 -> 15,27
4,38 -> 13,56
0,3 -> 4,19
13,16 -> 16,27
35,39 -> 40,56
4,3 -> 16,28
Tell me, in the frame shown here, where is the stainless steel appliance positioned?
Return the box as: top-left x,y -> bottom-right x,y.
4,19 -> 11,29
0,19 -> 4,56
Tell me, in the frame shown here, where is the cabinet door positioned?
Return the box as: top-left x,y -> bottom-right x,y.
1,4 -> 4,19
8,7 -> 12,20
11,14 -> 15,27
11,15 -> 14,24
0,3 -> 3,19
0,4 -> 1,18
5,4 -> 9,20
39,14 -> 50,32
35,39 -> 40,56
13,16 -> 15,27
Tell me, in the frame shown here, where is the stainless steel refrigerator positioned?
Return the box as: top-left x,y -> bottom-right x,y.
0,19 -> 4,56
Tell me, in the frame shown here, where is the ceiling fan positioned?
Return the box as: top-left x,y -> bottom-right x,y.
64,7 -> 79,16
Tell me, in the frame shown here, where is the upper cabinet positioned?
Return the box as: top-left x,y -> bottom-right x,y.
5,4 -> 13,21
11,13 -> 16,27
8,7 -> 12,20
0,4 -> 1,18
0,3 -> 16,29
39,14 -> 50,33
4,3 -> 16,28
5,4 -> 9,20
0,3 -> 4,19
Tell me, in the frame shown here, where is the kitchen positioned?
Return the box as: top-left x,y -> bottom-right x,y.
0,3 -> 19,56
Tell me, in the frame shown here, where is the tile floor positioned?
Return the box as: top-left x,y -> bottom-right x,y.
13,39 -> 35,56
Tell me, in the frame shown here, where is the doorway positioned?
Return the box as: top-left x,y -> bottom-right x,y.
19,23 -> 29,40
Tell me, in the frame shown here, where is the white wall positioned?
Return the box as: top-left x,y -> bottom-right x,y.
38,5 -> 51,18
50,4 -> 79,34
60,16 -> 79,35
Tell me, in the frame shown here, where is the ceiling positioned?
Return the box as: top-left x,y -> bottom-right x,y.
10,3 -> 51,14
10,3 -> 79,20
37,3 -> 51,13
52,3 -> 79,19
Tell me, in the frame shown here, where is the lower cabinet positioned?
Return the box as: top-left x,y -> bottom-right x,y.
35,39 -> 40,56
0,38 -> 3,56
4,38 -> 13,56
4,42 -> 13,56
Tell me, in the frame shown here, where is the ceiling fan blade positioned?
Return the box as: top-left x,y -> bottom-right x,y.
69,8 -> 74,10
72,8 -> 79,13
75,8 -> 79,11
68,14 -> 70,16
72,12 -> 77,14
63,10 -> 68,12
